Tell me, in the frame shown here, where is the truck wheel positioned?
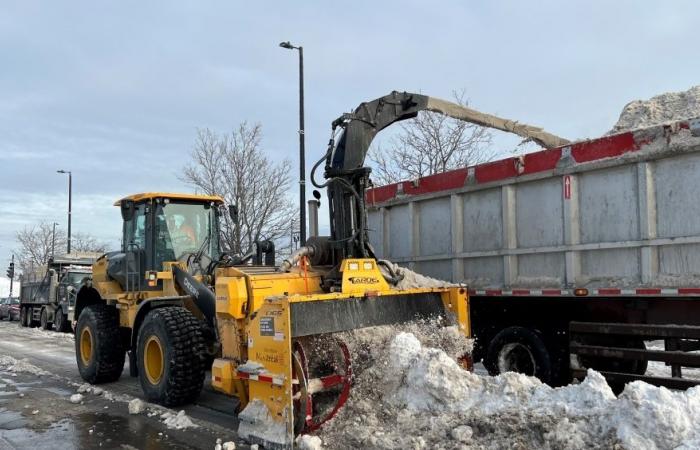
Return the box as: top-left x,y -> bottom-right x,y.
75,304 -> 126,384
54,309 -> 68,333
40,308 -> 52,331
485,326 -> 552,384
21,308 -> 30,327
136,306 -> 205,406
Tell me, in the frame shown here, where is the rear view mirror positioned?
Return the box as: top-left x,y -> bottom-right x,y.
121,199 -> 135,221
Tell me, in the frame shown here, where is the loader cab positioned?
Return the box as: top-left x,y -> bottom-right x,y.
110,193 -> 224,290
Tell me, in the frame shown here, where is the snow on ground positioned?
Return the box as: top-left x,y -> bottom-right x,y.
309,331 -> 700,450
9,323 -> 75,341
0,355 -> 50,376
611,85 -> 700,133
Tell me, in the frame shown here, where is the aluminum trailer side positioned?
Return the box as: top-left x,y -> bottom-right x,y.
367,117 -> 700,389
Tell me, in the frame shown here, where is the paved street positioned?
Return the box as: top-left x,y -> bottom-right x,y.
0,320 -> 244,449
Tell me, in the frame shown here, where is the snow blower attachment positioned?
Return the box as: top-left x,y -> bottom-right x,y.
213,258 -> 470,449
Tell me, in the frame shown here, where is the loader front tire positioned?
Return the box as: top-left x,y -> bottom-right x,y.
136,307 -> 205,406
75,304 -> 126,383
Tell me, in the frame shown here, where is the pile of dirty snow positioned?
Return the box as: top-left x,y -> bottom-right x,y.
0,355 -> 50,376
610,85 -> 700,133
379,261 -> 454,290
308,332 -> 700,450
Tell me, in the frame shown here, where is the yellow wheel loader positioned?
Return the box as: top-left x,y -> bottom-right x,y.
74,92 -> 481,448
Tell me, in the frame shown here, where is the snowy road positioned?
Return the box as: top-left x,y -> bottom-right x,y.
0,320 -> 245,449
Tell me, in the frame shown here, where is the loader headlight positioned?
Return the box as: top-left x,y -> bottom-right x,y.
363,262 -> 373,270
348,262 -> 359,271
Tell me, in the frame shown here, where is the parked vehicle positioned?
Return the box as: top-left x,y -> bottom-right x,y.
19,253 -> 99,331
0,297 -> 20,321
367,116 -> 700,390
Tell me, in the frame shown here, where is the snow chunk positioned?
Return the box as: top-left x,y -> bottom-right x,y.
160,410 -> 197,430
295,435 -> 323,450
222,442 -> 236,450
128,398 -> 146,415
69,394 -> 83,404
237,399 -> 289,447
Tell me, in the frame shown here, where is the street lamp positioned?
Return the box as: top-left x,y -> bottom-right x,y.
279,40 -> 306,244
57,170 -> 72,254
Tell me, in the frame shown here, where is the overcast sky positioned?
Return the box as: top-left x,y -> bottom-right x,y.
2,1 -> 699,295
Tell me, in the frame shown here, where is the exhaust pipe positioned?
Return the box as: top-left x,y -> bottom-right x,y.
172,266 -> 216,330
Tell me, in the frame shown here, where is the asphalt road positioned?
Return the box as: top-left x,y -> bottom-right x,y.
0,320 -> 245,449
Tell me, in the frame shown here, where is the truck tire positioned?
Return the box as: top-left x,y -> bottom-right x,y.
40,308 -> 52,331
54,308 -> 68,333
136,306 -> 205,406
21,308 -> 31,327
485,326 -> 552,384
75,304 -> 125,384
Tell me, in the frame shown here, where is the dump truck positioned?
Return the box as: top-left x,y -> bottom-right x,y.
19,253 -> 98,331
72,92 -> 496,448
367,115 -> 700,390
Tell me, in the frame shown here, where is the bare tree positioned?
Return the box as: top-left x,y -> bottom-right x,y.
14,222 -> 66,274
368,91 -> 494,185
14,223 -> 111,275
181,123 -> 297,257
71,232 -> 110,254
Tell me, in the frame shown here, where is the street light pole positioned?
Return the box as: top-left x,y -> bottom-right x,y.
279,41 -> 306,245
51,222 -> 59,260
57,170 -> 72,254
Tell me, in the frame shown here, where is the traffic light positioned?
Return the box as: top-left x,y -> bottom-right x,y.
6,262 -> 14,279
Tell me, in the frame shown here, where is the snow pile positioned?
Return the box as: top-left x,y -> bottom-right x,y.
0,355 -> 50,375
161,410 -> 198,430
316,332 -> 700,450
611,85 -> 700,133
69,394 -> 83,404
380,261 -> 454,290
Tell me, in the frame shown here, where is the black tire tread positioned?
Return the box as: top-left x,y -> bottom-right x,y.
76,304 -> 125,383
137,307 -> 205,406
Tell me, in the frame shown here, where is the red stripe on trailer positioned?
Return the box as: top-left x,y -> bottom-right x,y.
484,289 -> 502,296
596,288 -> 622,295
522,147 -> 563,175
542,289 -> 563,296
636,288 -> 662,295
679,288 -> 700,295
571,132 -> 639,163
511,289 -> 530,296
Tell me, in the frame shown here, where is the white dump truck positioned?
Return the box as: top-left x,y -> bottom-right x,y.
367,117 -> 700,389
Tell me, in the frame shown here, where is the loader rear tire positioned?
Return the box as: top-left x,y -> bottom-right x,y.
75,304 -> 126,383
485,326 -> 552,384
136,306 -> 205,406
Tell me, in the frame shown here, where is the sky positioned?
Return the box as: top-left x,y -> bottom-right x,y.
2,0 -> 700,295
